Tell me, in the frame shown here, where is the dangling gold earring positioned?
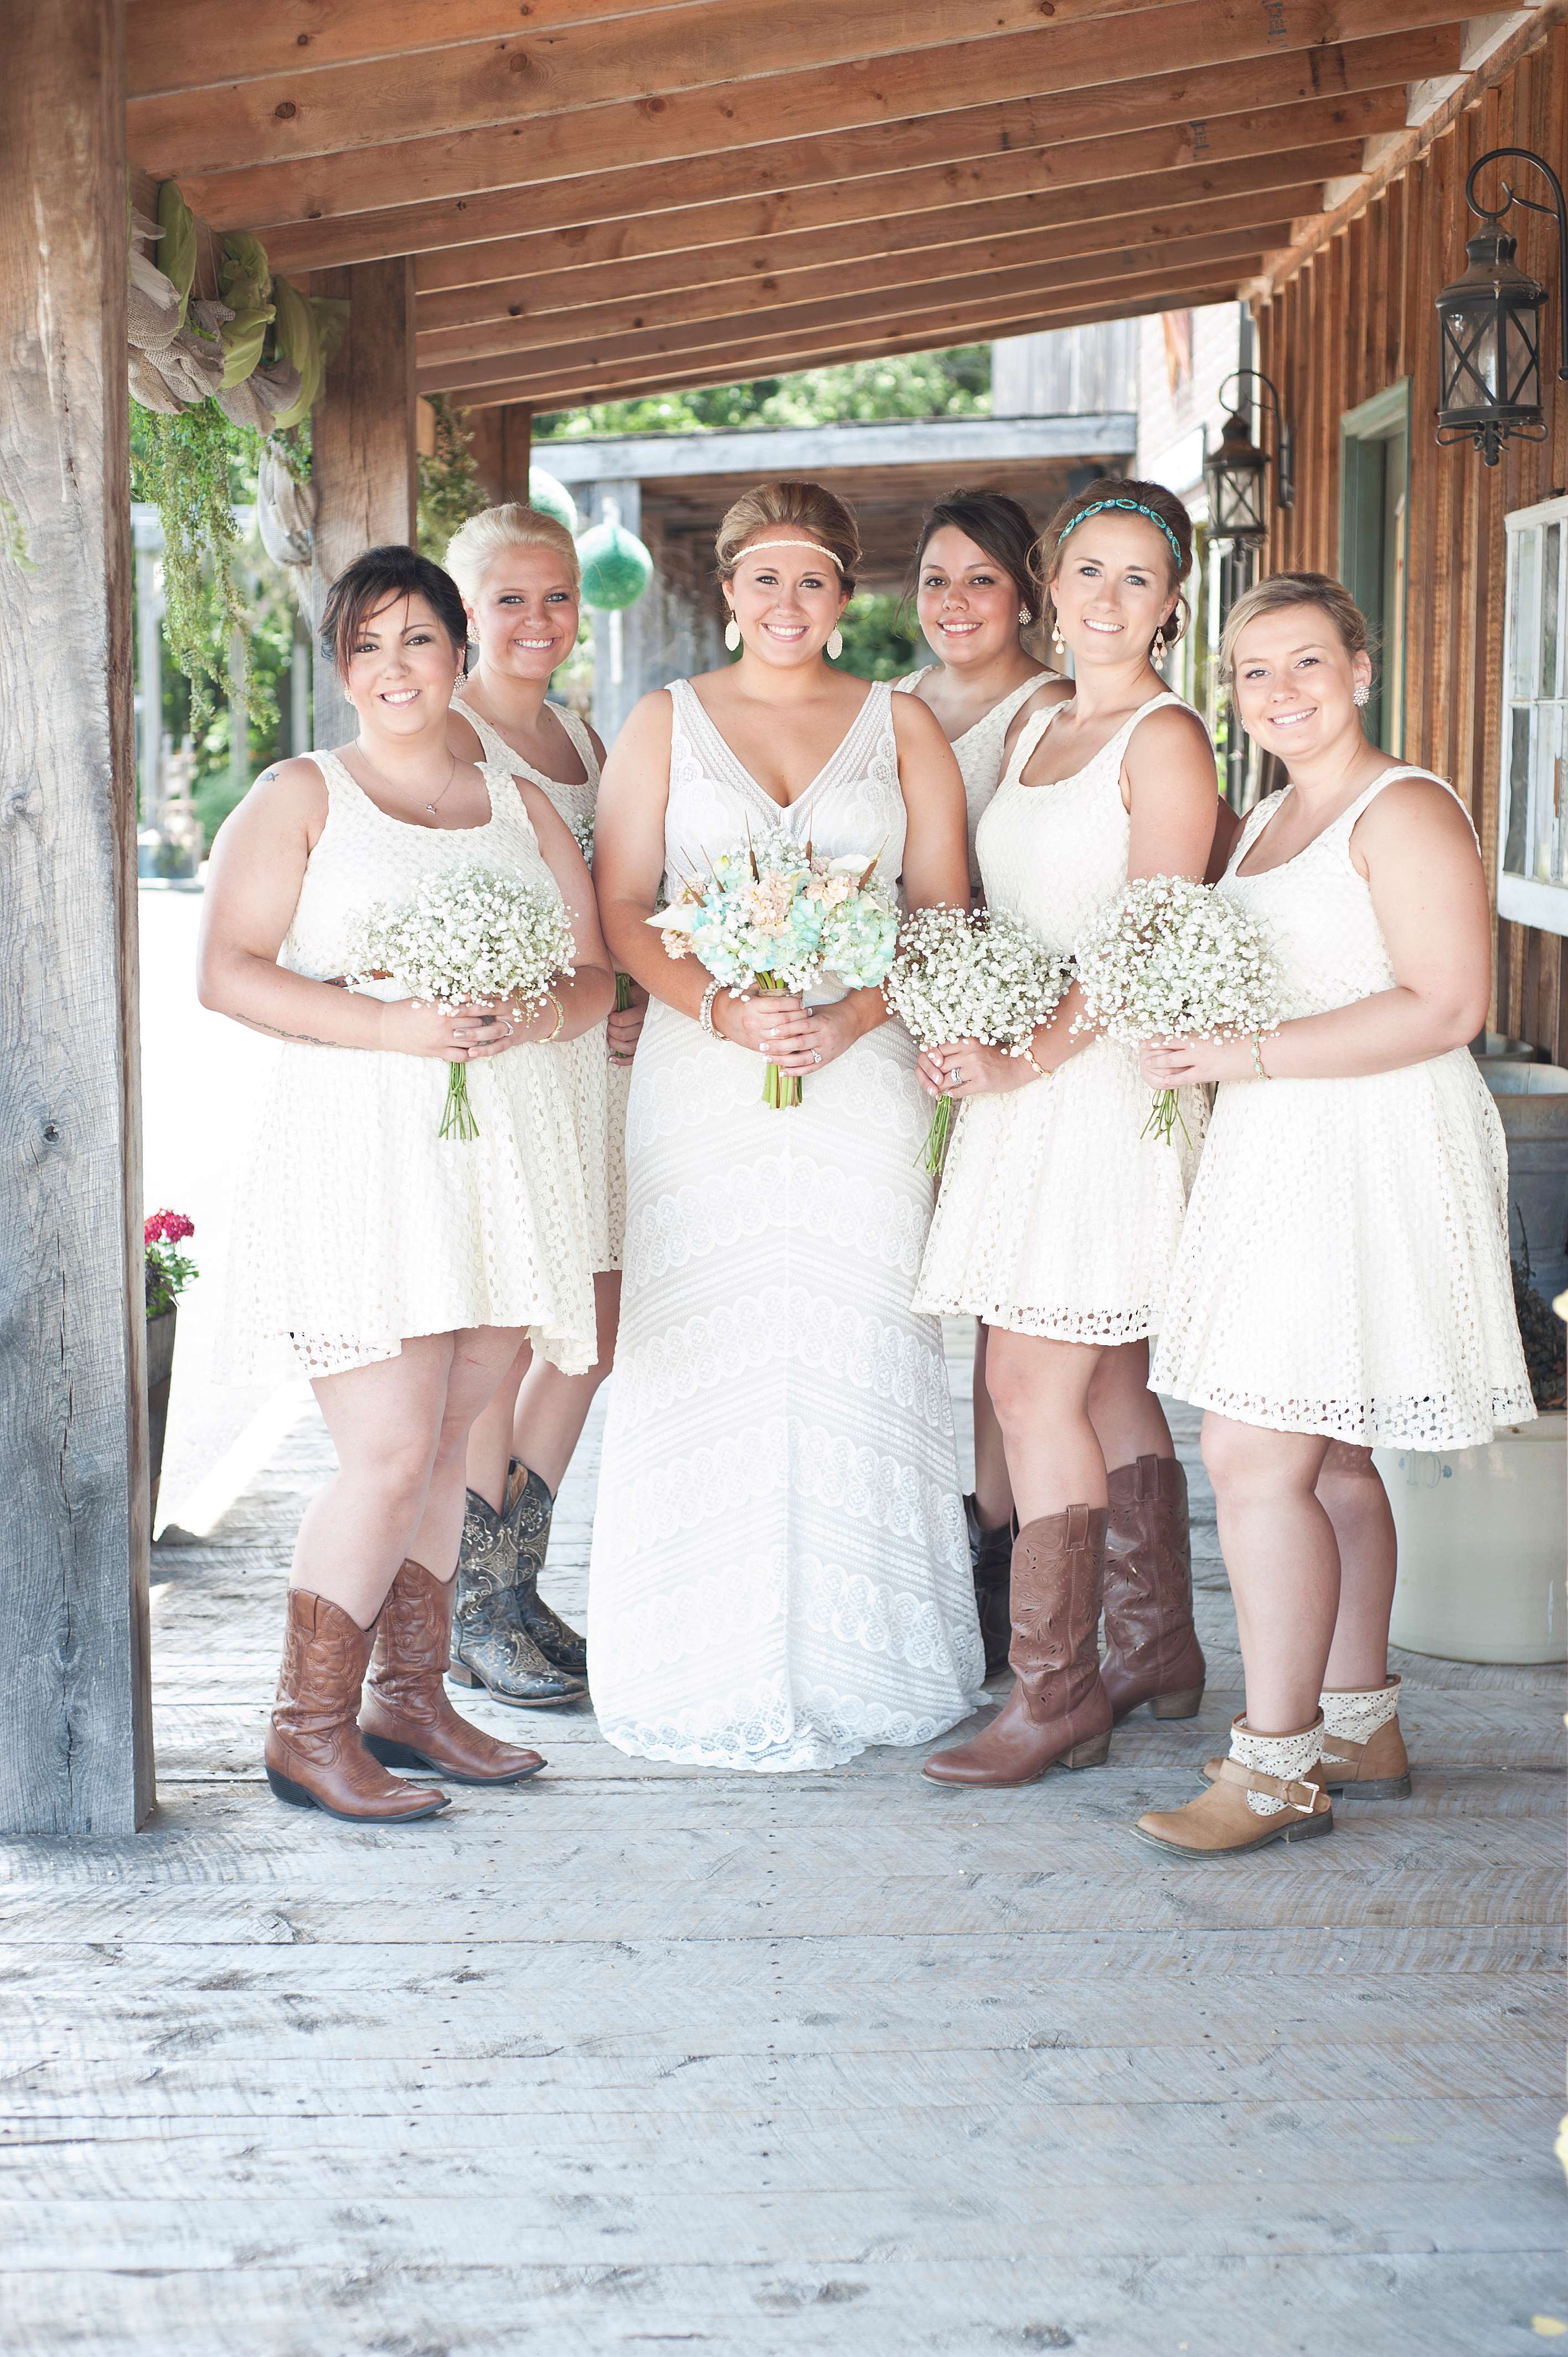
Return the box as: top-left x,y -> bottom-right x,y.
724,616 -> 741,651
1051,615 -> 1065,655
1152,627 -> 1167,662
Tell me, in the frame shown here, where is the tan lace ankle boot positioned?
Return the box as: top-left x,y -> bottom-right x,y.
1134,1711 -> 1331,1856
1314,1675 -> 1410,1797
924,1507 -> 1112,1787
1101,1454 -> 1205,1721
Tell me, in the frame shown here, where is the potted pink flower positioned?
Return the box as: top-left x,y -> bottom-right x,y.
144,1210 -> 197,1531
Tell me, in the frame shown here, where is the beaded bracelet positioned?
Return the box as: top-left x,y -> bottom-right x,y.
543,993 -> 565,1043
1021,1039 -> 1051,1082
699,978 -> 723,1036
1251,1031 -> 1270,1080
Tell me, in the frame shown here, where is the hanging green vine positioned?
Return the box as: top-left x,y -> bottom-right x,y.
130,402 -> 264,734
418,395 -> 488,562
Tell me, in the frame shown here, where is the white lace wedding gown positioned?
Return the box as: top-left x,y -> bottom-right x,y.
218,752 -> 597,1383
587,678 -> 986,1771
453,694 -> 626,1271
1152,769 -> 1533,1447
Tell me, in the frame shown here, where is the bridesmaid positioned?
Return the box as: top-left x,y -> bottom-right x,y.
200,544 -> 612,1820
892,491 -> 1054,1667
442,506 -> 646,1709
1138,573 -> 1532,1856
912,478 -> 1220,1789
587,478 -> 986,1771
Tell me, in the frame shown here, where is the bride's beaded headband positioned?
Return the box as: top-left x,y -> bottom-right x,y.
729,538 -> 845,572
1056,497 -> 1183,569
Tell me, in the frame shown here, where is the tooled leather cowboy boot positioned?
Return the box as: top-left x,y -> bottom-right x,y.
965,1492 -> 1016,1680
265,1588 -> 449,1821
924,1506 -> 1113,1787
360,1559 -> 546,1784
506,1460 -> 587,1679
450,1487 -> 586,1706
1101,1454 -> 1205,1722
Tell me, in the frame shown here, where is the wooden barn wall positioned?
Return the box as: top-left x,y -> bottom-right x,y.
1254,22 -> 1568,1059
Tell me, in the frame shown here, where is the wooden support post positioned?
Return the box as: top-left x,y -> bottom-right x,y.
465,402 -> 532,506
0,0 -> 155,1833
310,257 -> 418,747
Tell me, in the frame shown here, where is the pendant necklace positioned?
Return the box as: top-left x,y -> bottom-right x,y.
355,743 -> 458,819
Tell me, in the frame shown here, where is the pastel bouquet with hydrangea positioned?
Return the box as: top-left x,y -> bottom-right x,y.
648,822 -> 898,1107
1073,874 -> 1282,1144
144,1209 -> 197,1319
884,905 -> 1071,1172
345,862 -> 576,1141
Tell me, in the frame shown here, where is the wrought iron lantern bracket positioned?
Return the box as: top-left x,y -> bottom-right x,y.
1436,146 -> 1568,465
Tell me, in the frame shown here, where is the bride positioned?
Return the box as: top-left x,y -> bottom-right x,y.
589,478 -> 987,1771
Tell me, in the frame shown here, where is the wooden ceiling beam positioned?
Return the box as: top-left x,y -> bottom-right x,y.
415,154 -> 1352,338
130,0 -> 1127,178
420,244 -> 1271,396
125,1 -> 697,100
417,205 -> 1306,366
447,276 -> 1245,411
261,25 -> 1453,274
166,0 -> 1464,234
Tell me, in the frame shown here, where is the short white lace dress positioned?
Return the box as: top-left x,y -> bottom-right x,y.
217,752 -> 598,1383
453,693 -> 626,1273
1152,769 -> 1534,1448
914,691 -> 1206,1342
586,678 -> 986,1772
892,669 -> 1049,883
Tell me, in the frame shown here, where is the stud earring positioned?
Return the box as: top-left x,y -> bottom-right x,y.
826,627 -> 843,660
724,616 -> 741,651
1353,682 -> 1370,707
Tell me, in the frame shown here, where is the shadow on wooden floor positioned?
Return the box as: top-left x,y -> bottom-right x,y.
2,1331 -> 1562,2355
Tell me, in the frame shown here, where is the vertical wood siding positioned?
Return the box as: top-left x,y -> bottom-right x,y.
1255,23 -> 1568,1058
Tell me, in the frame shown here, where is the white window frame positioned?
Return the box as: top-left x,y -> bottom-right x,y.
1498,492 -> 1568,933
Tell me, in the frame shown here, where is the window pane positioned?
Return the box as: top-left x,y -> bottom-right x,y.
1505,703 -> 1531,874
1545,523 -> 1561,700
1513,528 -> 1540,697
1544,704 -> 1567,885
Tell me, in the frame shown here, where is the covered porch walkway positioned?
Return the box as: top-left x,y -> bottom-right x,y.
2,1348 -> 1560,2355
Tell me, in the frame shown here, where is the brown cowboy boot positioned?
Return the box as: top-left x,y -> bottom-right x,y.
360,1560 -> 546,1785
506,1461 -> 588,1679
924,1506 -> 1113,1787
965,1493 -> 1015,1680
1101,1454 -> 1205,1722
265,1589 -> 449,1821
450,1486 -> 586,1706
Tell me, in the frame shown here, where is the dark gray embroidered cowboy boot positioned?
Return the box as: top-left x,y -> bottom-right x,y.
449,1487 -> 586,1707
505,1460 -> 588,1680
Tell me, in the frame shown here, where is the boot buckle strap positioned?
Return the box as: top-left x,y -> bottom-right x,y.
1216,1757 -> 1321,1813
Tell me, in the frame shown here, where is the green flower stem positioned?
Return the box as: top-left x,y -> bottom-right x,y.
1141,1087 -> 1192,1149
615,971 -> 635,1012
756,974 -> 801,1109
920,1093 -> 955,1175
440,1062 -> 480,1141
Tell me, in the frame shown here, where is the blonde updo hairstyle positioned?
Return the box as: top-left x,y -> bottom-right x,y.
1218,570 -> 1373,692
443,502 -> 581,606
716,479 -> 860,598
1031,475 -> 1195,661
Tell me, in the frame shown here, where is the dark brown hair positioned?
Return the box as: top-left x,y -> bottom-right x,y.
905,489 -> 1042,626
318,544 -> 468,678
1032,476 -> 1195,656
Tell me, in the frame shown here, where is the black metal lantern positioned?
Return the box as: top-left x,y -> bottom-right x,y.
1204,370 -> 1294,549
1436,147 -> 1568,466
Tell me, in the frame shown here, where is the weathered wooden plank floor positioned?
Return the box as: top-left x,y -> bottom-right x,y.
2,1330 -> 1564,2356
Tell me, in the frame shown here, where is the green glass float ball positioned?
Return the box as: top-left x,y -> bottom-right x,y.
527,468 -> 579,534
577,522 -> 654,611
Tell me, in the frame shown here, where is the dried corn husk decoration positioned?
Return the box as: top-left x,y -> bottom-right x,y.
217,231 -> 275,388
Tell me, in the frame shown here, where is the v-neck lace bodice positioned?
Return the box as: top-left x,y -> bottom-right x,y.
666,677 -> 905,888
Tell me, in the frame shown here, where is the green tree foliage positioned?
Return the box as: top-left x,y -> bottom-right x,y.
417,394 -> 487,562
536,346 -> 991,441
835,593 -> 921,684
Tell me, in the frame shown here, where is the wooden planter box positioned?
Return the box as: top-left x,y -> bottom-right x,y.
146,1305 -> 176,1534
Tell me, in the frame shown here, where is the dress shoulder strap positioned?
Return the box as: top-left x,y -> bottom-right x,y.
451,695 -> 511,771
1000,695 -> 1065,786
1120,687 -> 1205,753
553,703 -> 600,783
1338,763 -> 1478,848
891,670 -> 926,695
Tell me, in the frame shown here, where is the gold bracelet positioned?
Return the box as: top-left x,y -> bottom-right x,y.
543,992 -> 565,1043
1251,1031 -> 1270,1080
1022,1039 -> 1051,1082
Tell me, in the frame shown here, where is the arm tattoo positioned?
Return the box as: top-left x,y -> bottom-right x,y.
235,1015 -> 358,1051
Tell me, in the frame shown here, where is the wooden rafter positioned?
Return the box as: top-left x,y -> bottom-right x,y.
424,259 -> 1266,403
445,275 -> 1247,411
257,27 -> 1453,276
417,209 -> 1304,369
163,0 -> 1462,235
415,168 -> 1342,347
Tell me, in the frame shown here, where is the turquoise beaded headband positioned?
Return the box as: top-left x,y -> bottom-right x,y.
1057,497 -> 1183,570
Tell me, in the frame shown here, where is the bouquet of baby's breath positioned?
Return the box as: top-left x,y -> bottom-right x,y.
648,824 -> 898,1107
884,904 -> 1071,1172
1073,874 -> 1281,1145
346,863 -> 575,1141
